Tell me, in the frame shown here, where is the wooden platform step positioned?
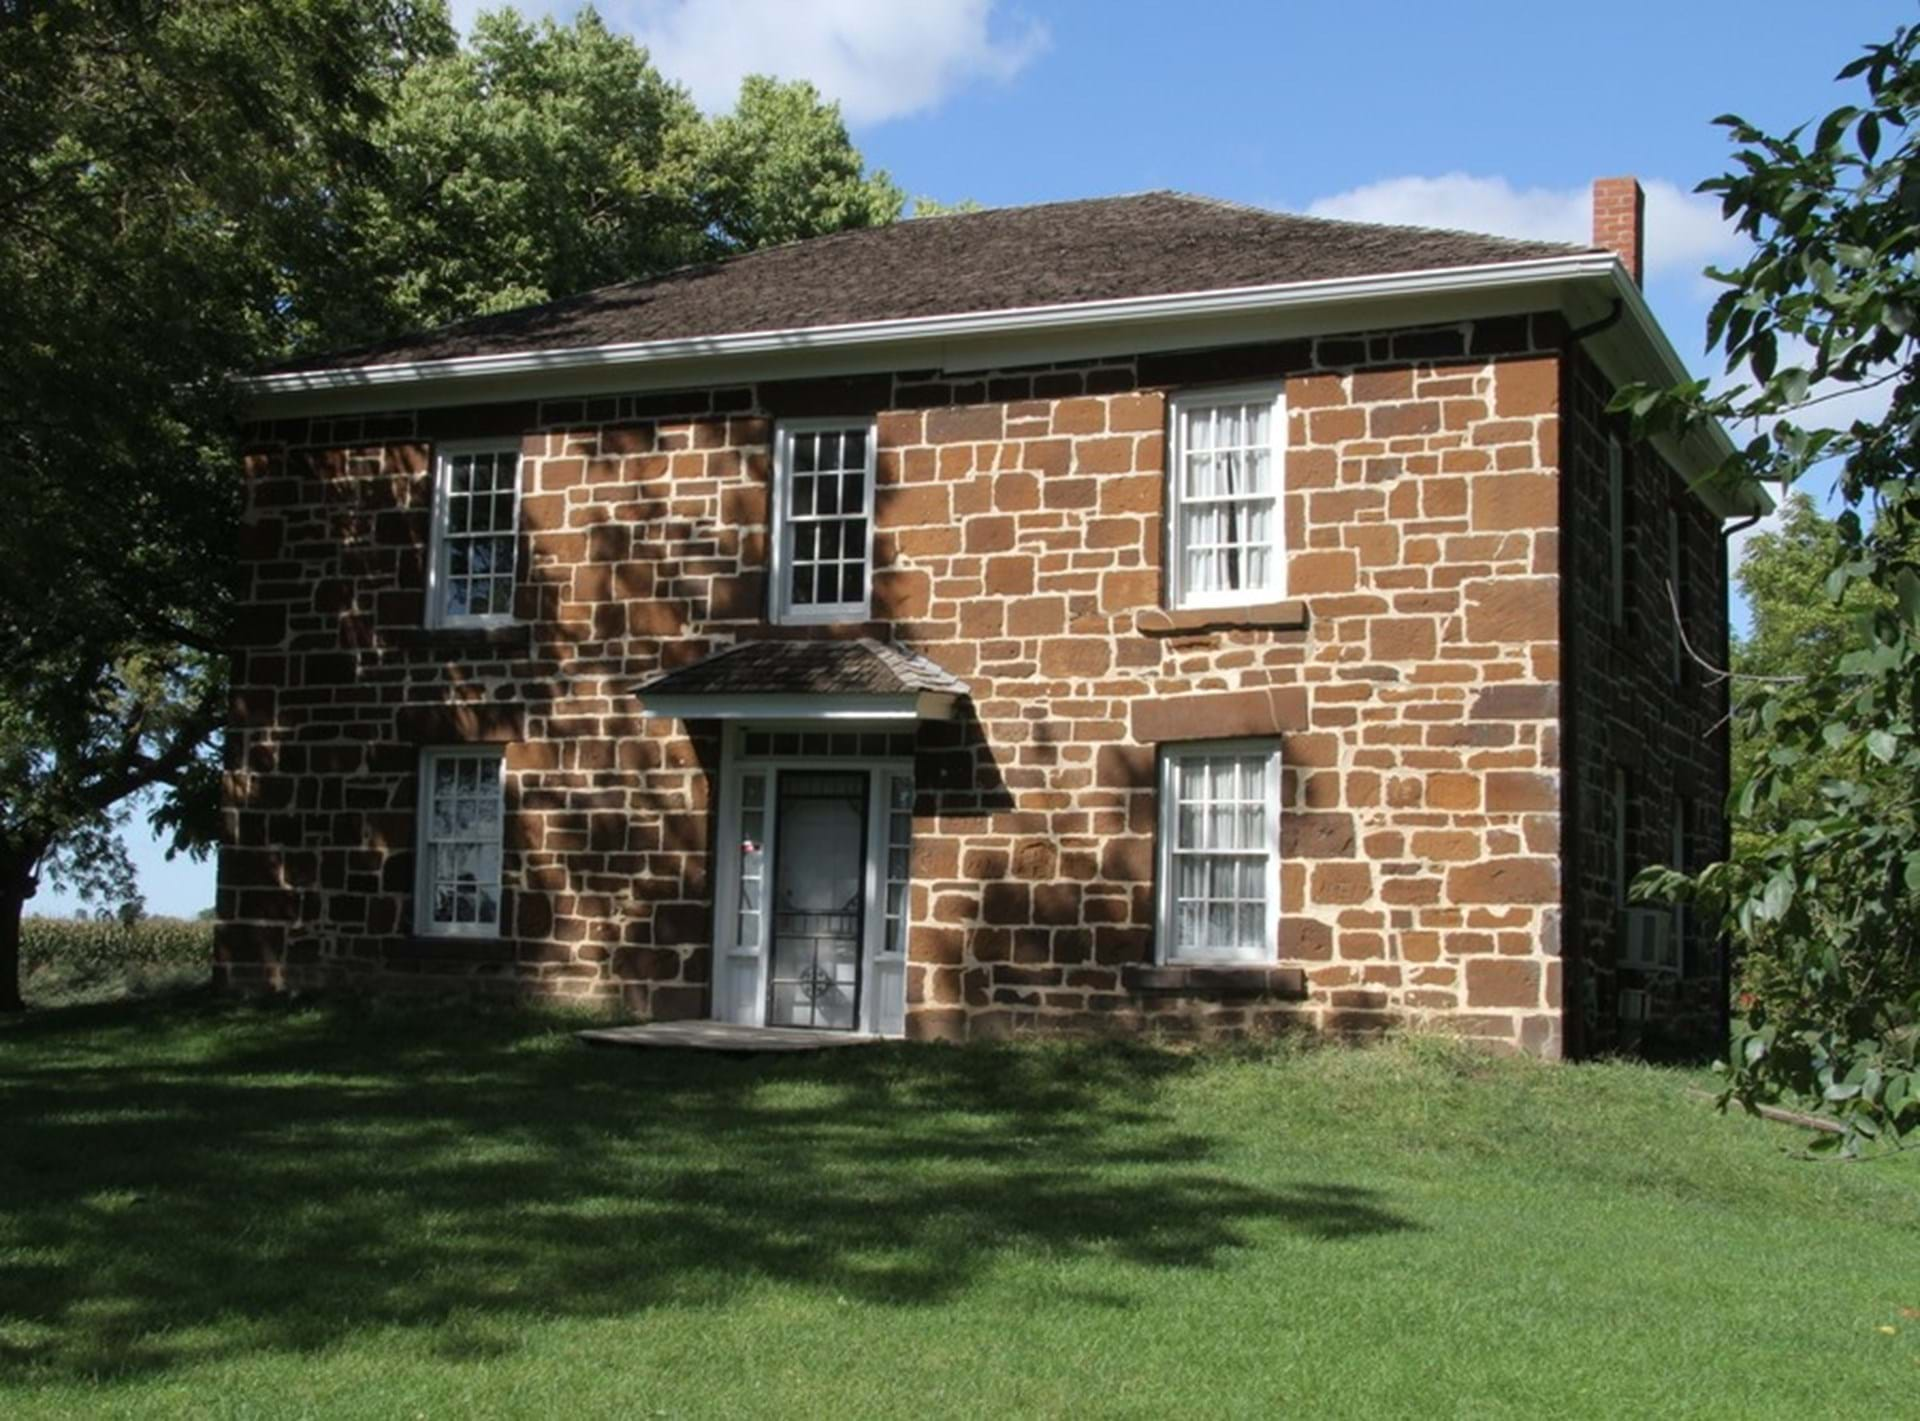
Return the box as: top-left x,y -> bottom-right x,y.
577,1021 -> 885,1053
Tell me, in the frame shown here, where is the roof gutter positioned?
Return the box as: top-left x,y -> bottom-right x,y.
239,252 -> 1622,398
236,247 -> 1765,515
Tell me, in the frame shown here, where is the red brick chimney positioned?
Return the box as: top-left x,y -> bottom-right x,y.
1592,177 -> 1645,287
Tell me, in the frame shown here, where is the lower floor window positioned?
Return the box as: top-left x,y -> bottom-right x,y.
1158,740 -> 1281,963
416,747 -> 504,935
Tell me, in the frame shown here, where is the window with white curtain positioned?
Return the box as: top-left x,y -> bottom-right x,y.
1157,741 -> 1282,964
415,748 -> 505,936
1167,386 -> 1285,608
428,442 -> 521,627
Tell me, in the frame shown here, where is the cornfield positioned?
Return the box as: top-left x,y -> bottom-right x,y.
21,916 -> 213,977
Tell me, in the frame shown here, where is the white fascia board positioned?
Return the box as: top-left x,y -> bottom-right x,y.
636,691 -> 956,722
1578,265 -> 1771,518
240,253 -> 1620,413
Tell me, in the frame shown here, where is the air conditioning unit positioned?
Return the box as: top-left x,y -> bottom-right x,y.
1618,907 -> 1676,973
1618,988 -> 1651,1022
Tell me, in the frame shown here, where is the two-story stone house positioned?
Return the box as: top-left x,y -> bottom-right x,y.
220,182 -> 1762,1057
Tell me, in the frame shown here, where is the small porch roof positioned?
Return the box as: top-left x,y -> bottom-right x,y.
633,638 -> 970,722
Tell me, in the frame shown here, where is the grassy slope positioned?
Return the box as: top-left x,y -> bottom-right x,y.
1,994 -> 1914,1419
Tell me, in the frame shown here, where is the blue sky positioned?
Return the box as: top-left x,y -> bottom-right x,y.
43,0 -> 1906,919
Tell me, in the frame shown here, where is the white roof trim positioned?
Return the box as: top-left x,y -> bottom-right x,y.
240,252 -> 1620,398
636,691 -> 958,722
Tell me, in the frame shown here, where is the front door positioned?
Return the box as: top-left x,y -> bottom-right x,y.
766,770 -> 867,1029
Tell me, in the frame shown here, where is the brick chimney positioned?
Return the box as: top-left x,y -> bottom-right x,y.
1592,177 -> 1645,287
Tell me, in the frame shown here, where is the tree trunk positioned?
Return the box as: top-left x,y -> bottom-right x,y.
0,845 -> 43,1013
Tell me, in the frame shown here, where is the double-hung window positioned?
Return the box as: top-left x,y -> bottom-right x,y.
429,441 -> 521,627
1168,386 -> 1285,608
415,748 -> 505,936
772,419 -> 875,623
1157,741 -> 1282,964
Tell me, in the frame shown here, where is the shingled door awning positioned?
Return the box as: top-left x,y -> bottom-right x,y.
633,639 -> 970,721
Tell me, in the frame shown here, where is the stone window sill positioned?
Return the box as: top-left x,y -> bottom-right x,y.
1137,601 -> 1310,636
1123,963 -> 1308,999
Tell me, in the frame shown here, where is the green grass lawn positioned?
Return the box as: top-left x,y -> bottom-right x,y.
2,992 -> 1915,1419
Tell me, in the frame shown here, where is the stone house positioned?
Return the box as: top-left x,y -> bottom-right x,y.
221,183 -> 1763,1057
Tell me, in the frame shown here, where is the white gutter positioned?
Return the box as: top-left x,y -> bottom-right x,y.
239,252 -> 1622,398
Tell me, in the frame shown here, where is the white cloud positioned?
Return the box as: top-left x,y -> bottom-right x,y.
1305,173 -> 1740,278
482,0 -> 1046,124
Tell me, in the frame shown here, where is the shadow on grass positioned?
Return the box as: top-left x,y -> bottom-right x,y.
0,995 -> 1417,1383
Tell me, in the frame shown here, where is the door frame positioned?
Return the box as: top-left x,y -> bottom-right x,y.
710,722 -> 914,1037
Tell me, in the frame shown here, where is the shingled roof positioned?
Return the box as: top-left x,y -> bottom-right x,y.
277,192 -> 1588,373
637,638 -> 970,700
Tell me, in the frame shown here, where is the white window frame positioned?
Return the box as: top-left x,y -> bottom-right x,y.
1155,739 -> 1283,965
1166,384 -> 1287,610
414,746 -> 507,938
770,418 -> 877,625
1607,433 -> 1627,630
427,439 -> 522,629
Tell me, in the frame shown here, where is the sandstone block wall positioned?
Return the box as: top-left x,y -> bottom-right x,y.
218,312 -> 1694,1056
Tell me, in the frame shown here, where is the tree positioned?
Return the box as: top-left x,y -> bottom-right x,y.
1729,493 -> 1897,846
339,14 -> 902,337
0,1 -> 453,1011
0,2 -> 902,1010
1627,24 -> 1920,1152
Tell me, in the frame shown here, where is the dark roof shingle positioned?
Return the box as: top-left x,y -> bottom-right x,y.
277,192 -> 1586,373
637,638 -> 970,700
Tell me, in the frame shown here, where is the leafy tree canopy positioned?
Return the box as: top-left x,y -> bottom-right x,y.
0,0 -> 901,1009
1628,23 -> 1920,1153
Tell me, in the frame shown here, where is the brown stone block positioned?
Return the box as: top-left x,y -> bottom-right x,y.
1289,551 -> 1358,595
1427,772 -> 1480,810
1098,474 -> 1161,515
1484,771 -> 1557,812
1052,398 -> 1106,435
876,484 -> 948,527
927,405 -> 1003,443
1093,569 -> 1154,615
1099,836 -> 1152,884
984,555 -> 1036,595
1132,686 -> 1309,743
1107,392 -> 1163,432
966,515 -> 1016,553
1351,366 -> 1415,403
1463,576 -> 1558,643
1007,595 -> 1065,636
1041,638 -> 1113,678
1470,474 -> 1556,531
1445,857 -> 1558,904
1494,357 -> 1557,417
651,902 -> 711,945
1035,883 -> 1082,925
1471,683 -> 1558,720
873,569 -> 931,619
1042,476 -> 1098,510
1281,916 -> 1334,961
1411,830 -> 1481,862
1310,862 -> 1372,905
1466,957 -> 1541,1008
1369,402 -> 1441,437
1281,813 -> 1355,858
396,703 -> 523,743
1095,744 -> 1154,789
982,882 -> 1031,924
1369,617 -> 1437,662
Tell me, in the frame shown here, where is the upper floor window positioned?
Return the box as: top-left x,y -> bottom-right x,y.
429,442 -> 521,627
772,420 -> 874,624
1168,386 -> 1285,609
415,747 -> 504,937
1157,740 -> 1281,964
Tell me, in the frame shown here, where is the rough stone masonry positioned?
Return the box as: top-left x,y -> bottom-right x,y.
219,310 -> 1727,1057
